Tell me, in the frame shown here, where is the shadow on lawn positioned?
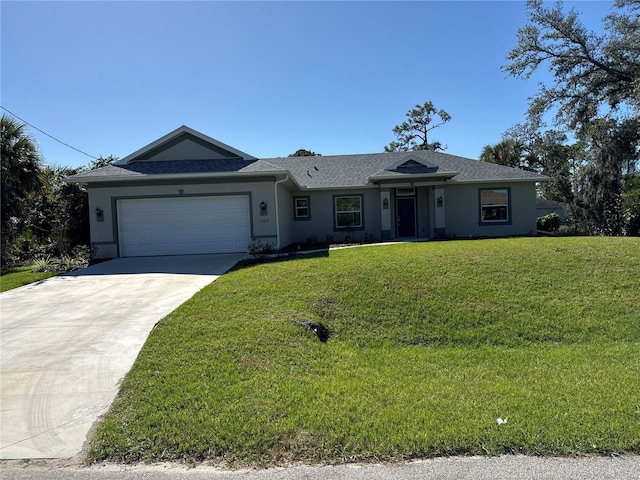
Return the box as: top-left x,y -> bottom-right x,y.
231,248 -> 330,272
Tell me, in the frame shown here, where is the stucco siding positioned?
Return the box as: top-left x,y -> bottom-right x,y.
288,189 -> 380,245
69,127 -> 548,258
415,186 -> 432,238
88,179 -> 276,258
135,135 -> 243,161
276,184 -> 293,248
444,182 -> 538,238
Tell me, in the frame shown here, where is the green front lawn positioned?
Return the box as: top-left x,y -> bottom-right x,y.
0,265 -> 60,292
88,237 -> 640,465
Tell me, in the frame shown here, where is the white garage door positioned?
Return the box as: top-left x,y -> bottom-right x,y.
118,196 -> 251,257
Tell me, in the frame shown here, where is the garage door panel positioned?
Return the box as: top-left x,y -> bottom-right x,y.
118,196 -> 251,257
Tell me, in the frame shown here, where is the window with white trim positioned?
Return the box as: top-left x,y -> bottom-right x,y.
480,189 -> 510,223
294,197 -> 310,219
335,196 -> 362,228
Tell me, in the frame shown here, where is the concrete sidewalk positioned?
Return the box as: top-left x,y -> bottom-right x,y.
0,254 -> 244,460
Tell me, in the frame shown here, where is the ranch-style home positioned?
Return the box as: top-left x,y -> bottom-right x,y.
67,125 -> 547,259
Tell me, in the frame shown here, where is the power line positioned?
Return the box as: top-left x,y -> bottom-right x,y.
1,106 -> 98,159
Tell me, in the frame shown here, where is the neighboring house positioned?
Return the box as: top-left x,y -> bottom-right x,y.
536,198 -> 567,223
67,126 -> 547,259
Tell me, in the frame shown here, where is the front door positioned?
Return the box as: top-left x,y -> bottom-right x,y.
396,197 -> 417,237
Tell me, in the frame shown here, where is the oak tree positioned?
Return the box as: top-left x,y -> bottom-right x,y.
504,0 -> 640,234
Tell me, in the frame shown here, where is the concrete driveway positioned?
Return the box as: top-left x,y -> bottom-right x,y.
0,254 -> 245,460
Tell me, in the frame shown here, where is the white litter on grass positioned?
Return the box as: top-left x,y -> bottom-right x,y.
496,417 -> 508,425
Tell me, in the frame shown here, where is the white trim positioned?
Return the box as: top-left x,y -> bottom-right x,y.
294,197 -> 310,218
273,174 -> 289,249
335,195 -> 363,228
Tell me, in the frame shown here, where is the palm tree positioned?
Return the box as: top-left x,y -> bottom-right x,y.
479,139 -> 524,168
1,115 -> 46,263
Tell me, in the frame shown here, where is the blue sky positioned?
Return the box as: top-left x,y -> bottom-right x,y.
1,1 -> 614,169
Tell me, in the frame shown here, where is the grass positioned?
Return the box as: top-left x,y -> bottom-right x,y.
87,237 -> 640,465
0,265 -> 60,292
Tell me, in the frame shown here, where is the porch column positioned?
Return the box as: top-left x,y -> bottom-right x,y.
434,185 -> 446,238
380,188 -> 392,241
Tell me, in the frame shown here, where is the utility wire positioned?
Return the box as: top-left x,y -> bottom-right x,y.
1,105 -> 98,159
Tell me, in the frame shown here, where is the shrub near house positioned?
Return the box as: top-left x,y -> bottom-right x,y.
537,213 -> 560,232
67,126 -> 546,259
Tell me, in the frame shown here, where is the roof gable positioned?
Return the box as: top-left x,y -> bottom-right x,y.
116,126 -> 257,164
385,155 -> 438,172
67,128 -> 547,186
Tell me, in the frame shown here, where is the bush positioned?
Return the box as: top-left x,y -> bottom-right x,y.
247,239 -> 275,257
32,245 -> 90,273
622,188 -> 640,236
32,256 -> 55,272
537,213 -> 561,232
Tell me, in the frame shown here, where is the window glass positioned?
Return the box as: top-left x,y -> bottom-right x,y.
295,197 -> 309,218
396,187 -> 416,196
336,196 -> 362,228
481,189 -> 509,222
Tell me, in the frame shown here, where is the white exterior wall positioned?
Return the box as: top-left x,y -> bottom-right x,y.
88,179 -> 277,258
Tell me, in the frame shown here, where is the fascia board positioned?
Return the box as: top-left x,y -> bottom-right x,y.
295,184 -> 379,191
115,125 -> 257,165
369,172 -> 459,182
448,176 -> 549,184
64,170 -> 288,184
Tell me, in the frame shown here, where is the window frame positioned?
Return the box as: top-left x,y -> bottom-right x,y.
479,188 -> 512,225
293,196 -> 311,220
333,194 -> 365,230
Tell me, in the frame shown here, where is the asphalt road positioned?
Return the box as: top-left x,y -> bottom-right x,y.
2,456 -> 639,480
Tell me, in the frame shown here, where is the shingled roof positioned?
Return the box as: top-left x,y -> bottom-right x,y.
270,152 -> 545,188
68,123 -> 549,190
69,149 -> 546,187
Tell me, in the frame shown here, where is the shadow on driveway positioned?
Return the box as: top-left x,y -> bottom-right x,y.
64,253 -> 247,277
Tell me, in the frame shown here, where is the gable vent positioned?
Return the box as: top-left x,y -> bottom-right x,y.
397,159 -> 424,168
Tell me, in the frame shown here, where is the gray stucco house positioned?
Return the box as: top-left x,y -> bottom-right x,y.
68,126 -> 546,259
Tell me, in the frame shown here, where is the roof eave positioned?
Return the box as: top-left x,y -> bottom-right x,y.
297,184 -> 379,191
64,169 -> 289,184
368,172 -> 459,183
448,176 -> 549,184
115,125 -> 258,164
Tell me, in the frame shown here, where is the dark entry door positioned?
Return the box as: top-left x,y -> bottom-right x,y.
396,197 -> 417,237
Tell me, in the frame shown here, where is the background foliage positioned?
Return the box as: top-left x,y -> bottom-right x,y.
1,114 -> 116,268
481,0 -> 640,235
